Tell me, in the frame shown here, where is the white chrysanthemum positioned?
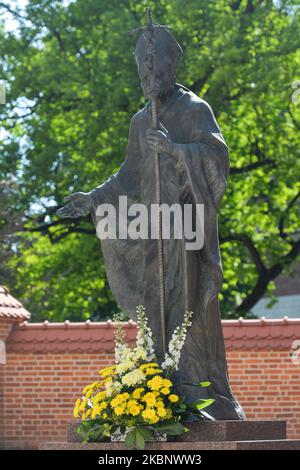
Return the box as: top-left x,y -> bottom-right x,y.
121,369 -> 145,387
115,359 -> 135,375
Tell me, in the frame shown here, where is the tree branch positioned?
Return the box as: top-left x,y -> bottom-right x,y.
230,1 -> 242,11
49,28 -> 65,53
230,158 -> 275,175
278,189 -> 300,239
48,226 -> 95,244
234,236 -> 300,314
287,104 -> 300,131
245,0 -> 254,14
189,67 -> 214,94
23,213 -> 95,240
0,2 -> 24,19
220,234 -> 266,273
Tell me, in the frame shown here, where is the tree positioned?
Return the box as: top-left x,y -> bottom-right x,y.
0,0 -> 299,320
0,179 -> 23,287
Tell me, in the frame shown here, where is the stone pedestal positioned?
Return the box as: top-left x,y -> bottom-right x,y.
39,420 -> 300,450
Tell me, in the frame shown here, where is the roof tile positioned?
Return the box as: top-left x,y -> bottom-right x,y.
5,318 -> 300,353
0,286 -> 31,321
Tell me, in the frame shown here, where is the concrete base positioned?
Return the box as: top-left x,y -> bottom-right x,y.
39,420 -> 300,450
66,419 -> 287,443
39,439 -> 300,450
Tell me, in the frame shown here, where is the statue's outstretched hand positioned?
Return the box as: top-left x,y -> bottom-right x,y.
56,192 -> 92,218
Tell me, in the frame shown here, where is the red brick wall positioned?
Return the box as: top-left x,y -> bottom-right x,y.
0,319 -> 15,448
1,319 -> 300,449
0,361 -> 4,446
3,352 -> 115,449
0,318 -> 14,341
227,350 -> 300,440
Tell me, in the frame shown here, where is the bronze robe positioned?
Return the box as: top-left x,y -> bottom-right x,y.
90,83 -> 244,420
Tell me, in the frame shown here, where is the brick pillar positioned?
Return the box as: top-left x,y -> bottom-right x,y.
0,318 -> 16,448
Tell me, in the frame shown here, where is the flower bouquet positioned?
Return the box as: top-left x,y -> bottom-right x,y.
74,306 -> 214,449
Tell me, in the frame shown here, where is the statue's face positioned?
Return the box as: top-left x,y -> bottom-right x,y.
136,58 -> 175,100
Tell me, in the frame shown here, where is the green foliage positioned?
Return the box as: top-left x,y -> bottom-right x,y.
77,419 -> 187,449
0,0 -> 299,320
125,427 -> 149,450
77,419 -> 107,444
152,421 -> 187,435
7,232 -> 117,321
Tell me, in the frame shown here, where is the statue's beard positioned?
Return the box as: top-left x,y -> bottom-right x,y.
141,77 -> 175,101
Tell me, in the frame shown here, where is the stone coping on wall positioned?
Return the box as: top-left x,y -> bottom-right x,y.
4,317 -> 300,353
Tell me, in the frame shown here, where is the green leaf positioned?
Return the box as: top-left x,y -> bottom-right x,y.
174,404 -> 187,413
134,429 -> 145,450
199,381 -> 211,387
196,399 -> 215,410
124,430 -> 135,449
153,422 -> 187,436
138,427 -> 153,441
183,381 -> 211,387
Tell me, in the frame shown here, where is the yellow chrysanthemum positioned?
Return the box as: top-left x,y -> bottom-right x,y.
144,367 -> 163,376
165,408 -> 173,419
111,393 -> 130,408
85,388 -> 94,399
147,375 -> 164,391
114,404 -> 126,416
100,370 -> 112,378
132,388 -> 145,399
79,398 -> 88,411
104,377 -> 113,384
91,405 -> 100,418
82,384 -> 91,395
160,387 -> 171,395
73,399 -> 81,418
85,409 -> 92,418
127,399 -> 141,416
162,379 -> 172,388
93,391 -> 107,403
99,401 -> 108,411
94,380 -> 104,390
99,366 -> 116,378
155,398 -> 164,406
169,394 -> 179,403
156,406 -> 167,418
142,392 -> 157,407
82,381 -> 101,395
111,397 -> 122,408
121,392 -> 130,401
140,363 -> 159,370
142,408 -> 159,424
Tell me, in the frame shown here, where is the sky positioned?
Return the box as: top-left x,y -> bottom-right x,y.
1,0 -> 28,33
1,0 -> 76,33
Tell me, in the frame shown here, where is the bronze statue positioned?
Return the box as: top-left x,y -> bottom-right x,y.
57,12 -> 245,420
